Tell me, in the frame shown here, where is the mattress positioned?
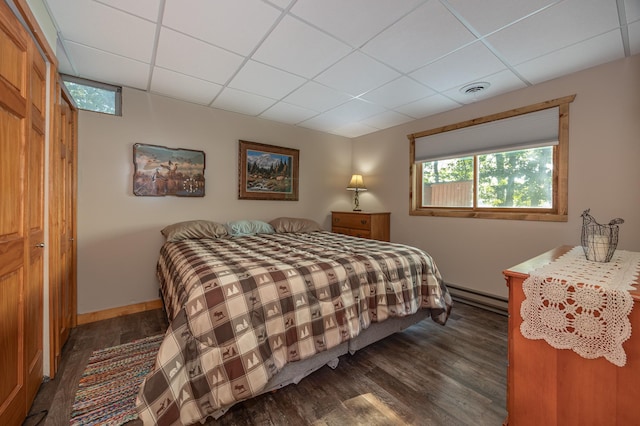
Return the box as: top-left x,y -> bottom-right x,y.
136,231 -> 451,425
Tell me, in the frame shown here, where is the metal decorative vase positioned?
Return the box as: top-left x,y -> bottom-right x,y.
580,209 -> 624,262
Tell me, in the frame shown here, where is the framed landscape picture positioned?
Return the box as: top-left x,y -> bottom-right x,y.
133,143 -> 205,197
238,140 -> 299,201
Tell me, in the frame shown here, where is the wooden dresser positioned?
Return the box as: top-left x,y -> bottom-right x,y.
331,211 -> 390,241
503,246 -> 640,426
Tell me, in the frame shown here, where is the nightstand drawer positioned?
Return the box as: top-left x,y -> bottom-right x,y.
332,213 -> 371,230
332,226 -> 371,239
331,211 -> 390,241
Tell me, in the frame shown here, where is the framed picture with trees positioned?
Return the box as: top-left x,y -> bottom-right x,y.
238,140 -> 299,201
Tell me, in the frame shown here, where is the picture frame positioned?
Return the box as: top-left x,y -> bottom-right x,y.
133,143 -> 205,197
238,140 -> 299,201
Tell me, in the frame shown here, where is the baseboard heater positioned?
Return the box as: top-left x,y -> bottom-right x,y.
445,282 -> 508,316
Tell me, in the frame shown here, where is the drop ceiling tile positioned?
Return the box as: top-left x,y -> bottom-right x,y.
394,94 -> 461,119
98,0 -> 161,21
155,28 -> 244,84
64,41 -> 150,89
265,0 -> 294,10
229,61 -> 306,99
162,0 -> 281,56
212,88 -> 276,116
630,20 -> 640,55
252,15 -> 352,78
259,102 -> 318,124
330,122 -> 379,138
486,0 -> 620,65
445,0 -> 561,36
515,30 -> 625,84
290,0 -> 424,47
298,101 -> 383,131
410,42 -> 507,92
315,51 -> 400,96
625,0 -> 640,22
361,110 -> 414,129
361,76 -> 434,108
151,67 -> 222,105
283,81 -> 352,112
362,1 -> 477,73
46,0 -> 156,62
327,99 -> 388,123
442,69 -> 526,104
298,114 -> 346,132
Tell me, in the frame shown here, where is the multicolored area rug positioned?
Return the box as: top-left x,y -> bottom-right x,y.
70,334 -> 164,426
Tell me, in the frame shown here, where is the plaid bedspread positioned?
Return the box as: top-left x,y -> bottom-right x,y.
136,231 -> 451,425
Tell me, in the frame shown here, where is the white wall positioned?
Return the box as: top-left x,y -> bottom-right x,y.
25,0 -> 57,50
78,55 -> 640,314
352,55 -> 640,299
77,89 -> 353,314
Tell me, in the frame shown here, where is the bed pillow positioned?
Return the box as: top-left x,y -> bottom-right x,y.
226,220 -> 275,237
161,220 -> 228,242
269,217 -> 323,233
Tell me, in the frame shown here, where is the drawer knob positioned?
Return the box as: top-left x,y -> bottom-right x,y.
361,220 -> 367,225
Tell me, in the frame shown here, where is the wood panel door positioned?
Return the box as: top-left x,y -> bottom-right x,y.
49,81 -> 77,376
0,2 -> 36,424
25,35 -> 47,406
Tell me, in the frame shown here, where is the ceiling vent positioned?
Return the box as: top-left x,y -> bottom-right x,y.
459,82 -> 491,96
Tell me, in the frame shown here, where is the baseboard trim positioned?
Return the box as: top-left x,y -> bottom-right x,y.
77,299 -> 163,325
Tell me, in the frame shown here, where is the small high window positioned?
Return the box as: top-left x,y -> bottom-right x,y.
408,95 -> 575,221
61,75 -> 121,115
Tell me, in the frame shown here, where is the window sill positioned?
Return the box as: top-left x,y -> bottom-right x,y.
409,208 -> 568,222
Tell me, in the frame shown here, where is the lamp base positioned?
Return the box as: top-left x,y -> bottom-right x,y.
352,189 -> 362,212
352,208 -> 362,212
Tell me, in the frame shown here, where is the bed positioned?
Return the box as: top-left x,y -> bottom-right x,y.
136,218 -> 452,425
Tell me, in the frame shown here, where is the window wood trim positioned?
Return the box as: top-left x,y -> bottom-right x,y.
408,95 -> 575,222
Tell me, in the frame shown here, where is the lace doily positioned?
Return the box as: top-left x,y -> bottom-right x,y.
521,246 -> 640,366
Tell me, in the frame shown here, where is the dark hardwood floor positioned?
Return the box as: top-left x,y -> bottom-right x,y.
27,302 -> 507,426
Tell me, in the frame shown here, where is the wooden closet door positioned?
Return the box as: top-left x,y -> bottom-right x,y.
0,2 -> 30,424
62,96 -> 77,342
25,38 -> 47,405
50,88 -> 76,373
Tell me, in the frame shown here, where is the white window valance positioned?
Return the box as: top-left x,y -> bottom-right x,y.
414,107 -> 559,162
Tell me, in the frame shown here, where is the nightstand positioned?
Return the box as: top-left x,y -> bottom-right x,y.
331,211 -> 390,241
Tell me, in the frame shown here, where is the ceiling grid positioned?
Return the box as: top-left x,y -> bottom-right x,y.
44,0 -> 639,137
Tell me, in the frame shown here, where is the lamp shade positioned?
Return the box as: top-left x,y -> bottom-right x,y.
346,174 -> 367,191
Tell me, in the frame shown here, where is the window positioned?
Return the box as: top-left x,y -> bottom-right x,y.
61,75 -> 121,115
408,95 -> 575,221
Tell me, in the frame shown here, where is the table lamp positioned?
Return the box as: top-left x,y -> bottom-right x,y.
346,174 -> 367,211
